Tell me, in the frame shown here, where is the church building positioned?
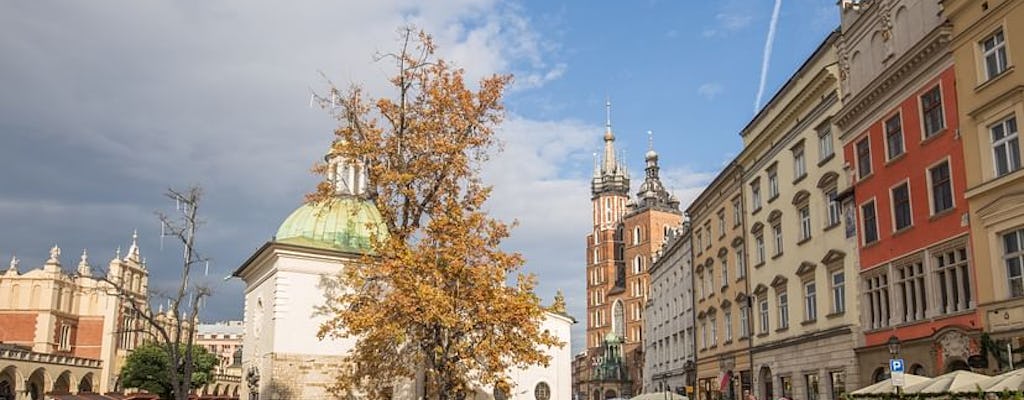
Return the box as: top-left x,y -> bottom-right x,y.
233,148 -> 572,399
582,103 -> 682,399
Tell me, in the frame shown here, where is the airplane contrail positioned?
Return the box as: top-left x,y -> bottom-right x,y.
755,0 -> 783,113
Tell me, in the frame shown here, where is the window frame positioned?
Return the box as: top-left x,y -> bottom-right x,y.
1004,228 -> 1024,298
818,125 -> 834,162
982,29 -> 1009,81
920,85 -> 945,138
777,291 -> 790,329
832,271 -> 846,314
799,205 -> 812,242
991,115 -> 1021,177
805,280 -> 818,322
857,137 -> 872,180
890,181 -> 913,231
885,112 -> 905,161
927,158 -> 954,215
751,179 -> 763,211
793,142 -> 807,181
861,199 -> 879,245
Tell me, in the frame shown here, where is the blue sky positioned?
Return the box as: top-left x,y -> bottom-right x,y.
0,1 -> 838,355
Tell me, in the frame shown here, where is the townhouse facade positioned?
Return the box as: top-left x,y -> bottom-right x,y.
689,162 -> 750,400
643,222 -> 695,394
834,0 -> 981,382
945,0 -> 1024,372
736,30 -> 864,400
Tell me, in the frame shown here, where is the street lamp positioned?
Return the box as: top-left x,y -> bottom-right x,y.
887,335 -> 902,397
887,335 -> 901,358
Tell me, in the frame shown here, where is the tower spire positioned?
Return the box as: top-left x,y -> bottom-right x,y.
605,97 -> 612,131
602,99 -> 617,173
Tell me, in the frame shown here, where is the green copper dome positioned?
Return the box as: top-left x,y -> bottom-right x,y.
274,197 -> 387,253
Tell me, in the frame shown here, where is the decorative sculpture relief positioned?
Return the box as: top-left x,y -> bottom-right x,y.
939,330 -> 971,361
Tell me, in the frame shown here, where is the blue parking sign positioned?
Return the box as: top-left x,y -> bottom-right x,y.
890,359 -> 905,373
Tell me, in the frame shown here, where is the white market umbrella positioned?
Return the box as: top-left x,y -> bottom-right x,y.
629,392 -> 689,400
904,370 -> 989,394
979,369 -> 1024,392
850,374 -> 930,396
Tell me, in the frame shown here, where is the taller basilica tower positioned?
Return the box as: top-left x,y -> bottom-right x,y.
584,102 -> 682,399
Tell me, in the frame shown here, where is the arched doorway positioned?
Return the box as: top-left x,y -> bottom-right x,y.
52,371 -> 71,394
946,359 -> 970,373
27,368 -> 47,400
872,367 -> 887,383
593,389 -> 601,400
910,364 -> 927,377
78,373 -> 94,393
0,366 -> 16,400
759,366 -> 773,400
604,389 -> 618,399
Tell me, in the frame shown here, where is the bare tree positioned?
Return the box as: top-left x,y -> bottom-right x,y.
98,186 -> 213,400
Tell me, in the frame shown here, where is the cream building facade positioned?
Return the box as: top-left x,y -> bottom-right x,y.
643,222 -> 695,395
689,162 -> 750,400
0,235 -> 152,397
235,150 -> 572,400
736,30 -> 863,400
946,0 -> 1024,371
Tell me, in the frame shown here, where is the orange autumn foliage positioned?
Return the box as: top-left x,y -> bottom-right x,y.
312,27 -> 562,400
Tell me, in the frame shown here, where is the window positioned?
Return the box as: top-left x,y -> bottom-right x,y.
705,223 -> 712,250
755,233 -> 766,264
807,374 -> 820,400
710,315 -> 718,346
921,86 -> 944,137
59,324 -> 72,351
707,267 -> 714,294
935,245 -> 972,313
861,201 -> 879,244
633,227 -> 642,245
781,376 -> 793,398
701,319 -> 707,349
819,126 -> 834,161
827,190 -> 841,227
721,254 -> 729,286
768,168 -> 779,200
868,274 -> 892,331
633,256 -> 643,274
772,223 -> 783,256
857,138 -> 872,179
534,382 -> 551,400
885,114 -> 904,160
696,231 -> 704,255
733,197 -> 742,227
752,180 -> 763,211
794,144 -> 807,180
740,305 -> 750,338
1004,229 -> 1024,298
983,29 -> 1009,80
736,246 -> 747,279
892,183 -> 912,230
930,161 -> 954,214
778,292 -> 790,329
799,206 -> 812,241
895,260 -> 927,323
759,298 -> 769,334
699,272 -> 706,299
832,271 -> 846,314
613,300 -> 625,337
992,116 -> 1020,177
718,210 -> 726,237
805,281 -> 818,321
724,310 -> 733,342
830,371 -> 846,400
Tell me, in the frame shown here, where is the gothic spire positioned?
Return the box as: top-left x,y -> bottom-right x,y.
78,249 -> 91,277
591,99 -> 630,198
126,229 -> 141,263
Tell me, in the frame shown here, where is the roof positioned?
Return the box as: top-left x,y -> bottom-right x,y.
274,196 -> 387,254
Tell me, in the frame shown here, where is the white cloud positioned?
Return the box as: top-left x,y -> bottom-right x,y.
702,12 -> 754,37
698,82 -> 724,100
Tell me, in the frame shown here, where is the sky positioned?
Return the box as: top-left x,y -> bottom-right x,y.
0,1 -> 838,355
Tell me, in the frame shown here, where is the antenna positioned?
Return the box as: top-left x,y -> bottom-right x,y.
648,130 -> 654,151
605,97 -> 612,129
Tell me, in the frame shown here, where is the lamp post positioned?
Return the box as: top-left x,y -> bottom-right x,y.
887,335 -> 902,397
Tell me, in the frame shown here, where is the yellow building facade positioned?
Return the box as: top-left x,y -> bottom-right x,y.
946,0 -> 1024,369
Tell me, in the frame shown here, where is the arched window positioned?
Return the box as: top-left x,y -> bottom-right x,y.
633,256 -> 643,274
633,227 -> 642,245
612,300 -> 625,338
534,382 -> 551,400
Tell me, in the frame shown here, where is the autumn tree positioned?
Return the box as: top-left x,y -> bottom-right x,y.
313,27 -> 561,400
